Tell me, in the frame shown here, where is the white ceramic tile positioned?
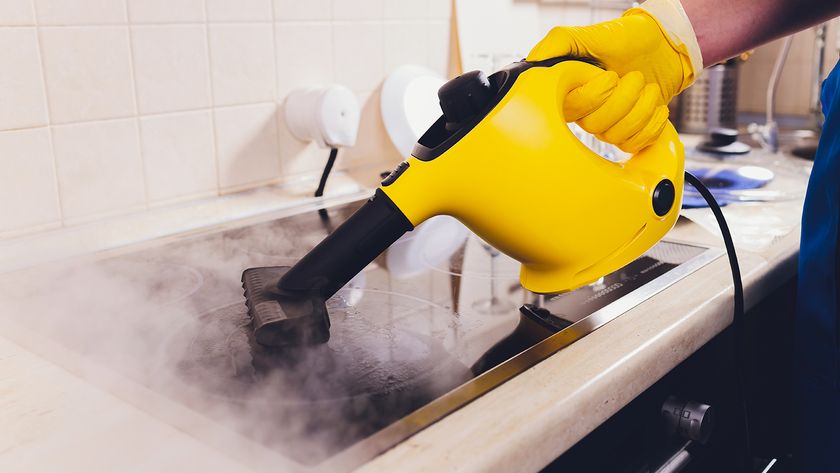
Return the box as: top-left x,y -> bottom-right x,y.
0,128 -> 60,233
0,28 -> 47,130
428,0 -> 450,19
126,0 -> 204,23
332,0 -> 382,20
208,24 -> 275,106
139,111 -> 217,203
131,25 -> 211,114
34,0 -> 126,25
561,5 -> 593,26
590,5 -> 623,23
384,0 -> 428,19
384,21 -> 428,73
427,20 -> 449,77
39,27 -> 135,123
275,22 -> 333,98
537,5 -> 564,36
206,0 -> 271,22
273,0 -> 330,21
0,0 -> 34,25
214,103 -> 280,190
52,119 -> 146,221
332,22 -> 384,92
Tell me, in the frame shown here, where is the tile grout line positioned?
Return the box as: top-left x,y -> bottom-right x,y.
0,220 -> 62,241
31,2 -> 65,229
270,0 -> 287,180
14,19 -> 446,29
125,10 -> 151,211
379,0 -> 386,97
203,0 -> 222,197
17,19 -> 451,27
5,100 -> 281,131
122,0 -> 152,212
0,94 -> 373,135
1,107 -> 341,141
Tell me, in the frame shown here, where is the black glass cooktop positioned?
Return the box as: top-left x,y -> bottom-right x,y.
0,199 -> 720,471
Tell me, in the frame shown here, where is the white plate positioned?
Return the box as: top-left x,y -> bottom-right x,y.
380,65 -> 446,157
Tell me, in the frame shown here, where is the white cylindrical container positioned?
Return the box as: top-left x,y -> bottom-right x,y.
285,85 -> 360,148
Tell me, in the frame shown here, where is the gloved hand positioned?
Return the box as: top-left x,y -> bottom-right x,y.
528,0 -> 703,153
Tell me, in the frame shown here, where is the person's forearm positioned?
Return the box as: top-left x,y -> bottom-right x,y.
681,0 -> 840,67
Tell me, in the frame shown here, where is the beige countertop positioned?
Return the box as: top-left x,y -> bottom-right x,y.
0,153 -> 810,473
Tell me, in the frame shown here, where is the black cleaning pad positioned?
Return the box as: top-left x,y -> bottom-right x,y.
241,266 -> 330,347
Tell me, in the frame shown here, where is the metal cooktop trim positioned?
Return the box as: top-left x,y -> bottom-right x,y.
325,244 -> 725,471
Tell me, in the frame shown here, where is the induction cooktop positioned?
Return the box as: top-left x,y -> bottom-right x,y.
0,199 -> 722,472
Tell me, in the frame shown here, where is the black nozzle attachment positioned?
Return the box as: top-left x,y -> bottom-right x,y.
242,189 -> 413,348
242,266 -> 330,346
279,189 -> 413,296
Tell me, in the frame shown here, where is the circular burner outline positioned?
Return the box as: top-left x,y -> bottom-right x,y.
98,259 -> 206,308
171,288 -> 468,408
420,251 -> 520,280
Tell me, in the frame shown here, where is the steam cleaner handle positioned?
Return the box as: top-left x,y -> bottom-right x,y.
278,189 -> 413,297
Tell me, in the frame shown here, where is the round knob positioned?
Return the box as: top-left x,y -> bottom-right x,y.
662,396 -> 715,444
437,70 -> 494,131
698,127 -> 751,154
708,127 -> 738,146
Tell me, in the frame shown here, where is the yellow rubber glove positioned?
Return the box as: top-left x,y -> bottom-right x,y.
528,0 -> 702,153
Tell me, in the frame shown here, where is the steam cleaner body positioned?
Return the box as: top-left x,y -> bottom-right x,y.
242,58 -> 685,347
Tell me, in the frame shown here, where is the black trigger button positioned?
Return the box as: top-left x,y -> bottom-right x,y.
381,161 -> 410,186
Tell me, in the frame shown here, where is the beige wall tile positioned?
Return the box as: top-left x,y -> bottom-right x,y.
428,0 -> 451,19
274,0 -> 330,20
52,119 -> 145,221
0,0 -> 35,25
427,20 -> 450,77
538,4 -> 591,30
126,0 -> 204,23
275,22 -> 333,98
384,21 -> 428,73
737,30 -> 816,116
139,111 -> 217,203
206,0 -> 272,22
332,22 -> 384,92
384,0 -> 429,19
39,26 -> 135,123
214,103 -> 280,190
131,25 -> 211,114
208,24 -> 275,106
34,0 -> 126,25
0,28 -> 47,130
0,128 -> 60,233
333,0 -> 382,20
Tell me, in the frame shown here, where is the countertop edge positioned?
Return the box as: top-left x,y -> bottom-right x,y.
356,224 -> 800,473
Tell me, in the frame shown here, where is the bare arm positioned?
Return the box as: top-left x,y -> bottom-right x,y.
682,0 -> 840,67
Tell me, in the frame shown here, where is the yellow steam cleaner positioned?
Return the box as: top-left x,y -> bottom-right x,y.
242,58 -> 685,347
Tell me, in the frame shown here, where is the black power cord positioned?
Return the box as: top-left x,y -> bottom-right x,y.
315,148 -> 339,226
684,171 -> 751,471
315,147 -> 339,198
